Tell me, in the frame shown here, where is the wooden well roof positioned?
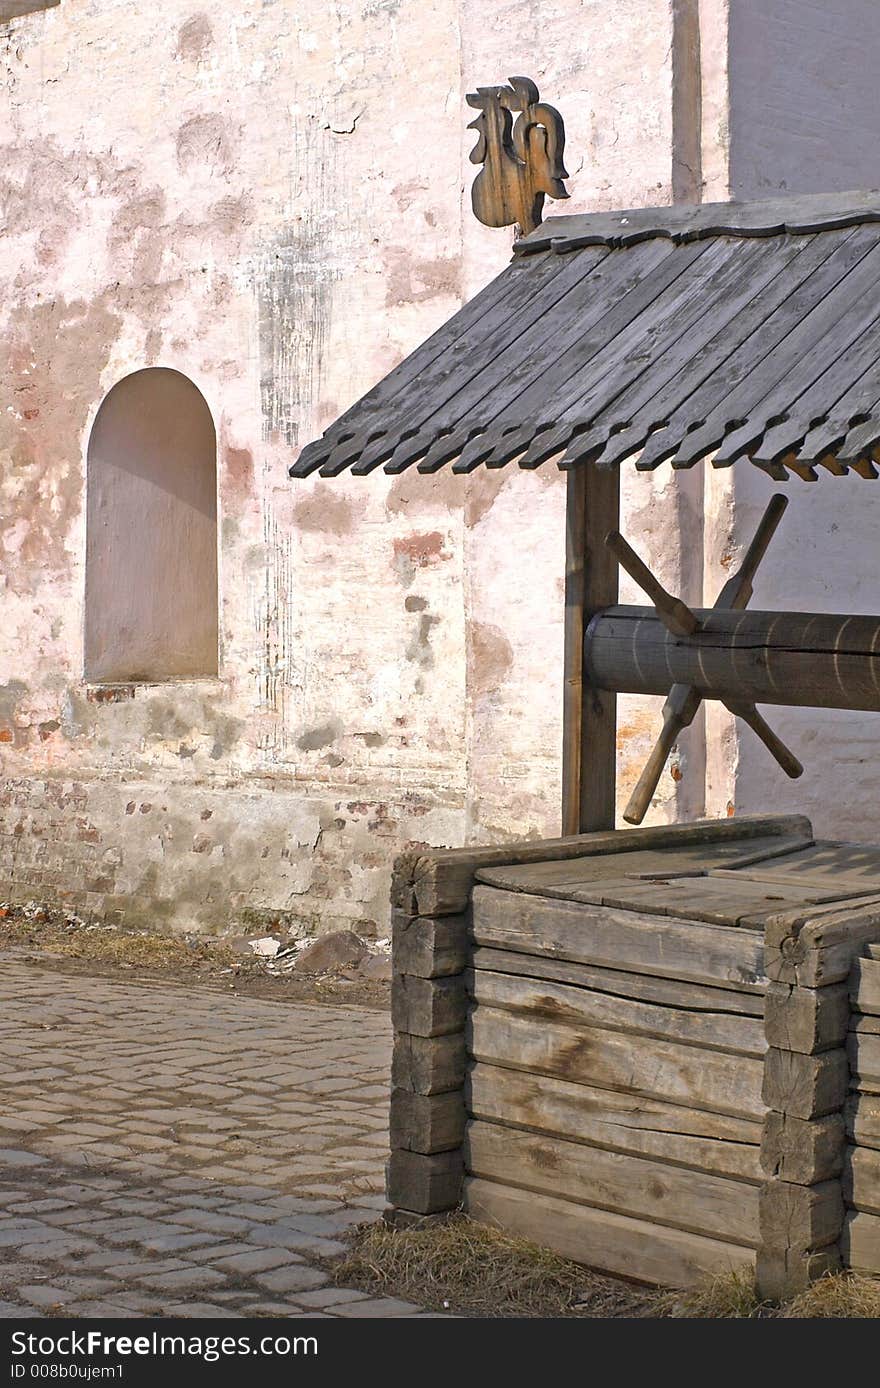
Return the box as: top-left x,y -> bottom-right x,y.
290,190 -> 880,483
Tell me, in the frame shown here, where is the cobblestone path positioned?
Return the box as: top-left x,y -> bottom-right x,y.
0,962 -> 424,1318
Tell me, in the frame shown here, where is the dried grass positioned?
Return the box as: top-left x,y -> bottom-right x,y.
0,908 -> 239,971
333,1214 -> 657,1318
656,1269 -> 767,1318
781,1272 -> 880,1318
337,1223 -> 880,1319
658,1268 -> 880,1319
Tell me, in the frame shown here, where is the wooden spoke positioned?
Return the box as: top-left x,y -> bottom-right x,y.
607,494 -> 793,824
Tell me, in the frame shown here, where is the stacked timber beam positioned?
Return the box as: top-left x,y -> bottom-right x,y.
385,816 -> 803,1232
385,850 -> 470,1224
843,942 -> 880,1273
386,817 -> 880,1294
755,900 -> 880,1296
463,882 -> 768,1287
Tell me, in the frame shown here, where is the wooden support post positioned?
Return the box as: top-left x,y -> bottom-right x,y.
562,461 -> 620,836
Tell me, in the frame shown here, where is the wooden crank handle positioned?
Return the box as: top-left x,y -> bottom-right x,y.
623,684 -> 702,825
715,493 -> 789,611
605,531 -> 700,638
723,699 -> 804,779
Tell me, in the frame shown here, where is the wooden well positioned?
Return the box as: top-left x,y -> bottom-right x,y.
289,128 -> 880,1297
387,816 -> 880,1295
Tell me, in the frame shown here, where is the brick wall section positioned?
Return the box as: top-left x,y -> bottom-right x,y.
0,774 -> 441,938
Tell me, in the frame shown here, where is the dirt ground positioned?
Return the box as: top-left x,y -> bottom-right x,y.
0,906 -> 391,1010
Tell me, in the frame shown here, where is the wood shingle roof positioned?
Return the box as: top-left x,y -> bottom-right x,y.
290,190 -> 880,483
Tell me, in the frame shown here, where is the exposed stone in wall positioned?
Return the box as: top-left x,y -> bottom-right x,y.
0,776 -> 464,938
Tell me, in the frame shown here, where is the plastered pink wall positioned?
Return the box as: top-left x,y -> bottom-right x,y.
4,0 -> 827,934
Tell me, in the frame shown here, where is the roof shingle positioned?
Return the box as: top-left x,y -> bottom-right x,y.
290,190 -> 880,483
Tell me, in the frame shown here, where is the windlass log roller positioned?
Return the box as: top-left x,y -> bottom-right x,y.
584,493 -> 880,824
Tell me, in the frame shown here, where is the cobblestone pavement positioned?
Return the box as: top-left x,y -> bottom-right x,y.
0,960 -> 425,1318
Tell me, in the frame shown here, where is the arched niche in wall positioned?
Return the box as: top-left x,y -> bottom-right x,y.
84,368 -> 219,683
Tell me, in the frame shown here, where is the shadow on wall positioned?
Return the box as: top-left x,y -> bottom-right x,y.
84,368 -> 218,685
721,0 -> 880,840
728,0 -> 880,198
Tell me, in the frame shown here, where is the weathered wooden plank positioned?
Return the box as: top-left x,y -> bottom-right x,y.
392,814 -> 811,916
391,1032 -> 467,1096
422,240 -> 674,439
741,839 -> 880,885
465,1120 -> 760,1245
850,1014 -> 880,1036
765,901 -> 880,987
471,886 -> 768,993
475,832 -> 812,895
758,1178 -> 843,1253
539,239 -> 761,454
378,246 -> 623,468
469,946 -> 765,1015
468,1007 -> 765,1119
634,228 -> 869,471
760,1112 -> 845,1185
391,909 -> 468,978
840,1209 -> 880,1275
582,236 -> 815,469
443,246 -> 719,473
720,311 -> 880,470
516,192 -> 880,255
715,867 -> 880,896
749,296 -> 880,467
389,1088 -> 465,1155
852,1077 -> 880,1097
386,1149 -> 463,1215
842,1143 -> 880,1216
391,974 -> 467,1038
467,1064 -> 762,1180
510,238 -> 726,440
313,240 -> 597,473
762,1047 -> 848,1120
847,1030 -> 880,1089
796,390 -> 880,470
764,982 -> 850,1055
467,967 -> 765,1056
845,1092 -> 880,1149
464,1177 -> 754,1288
565,874 -> 847,928
851,955 -> 880,1016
